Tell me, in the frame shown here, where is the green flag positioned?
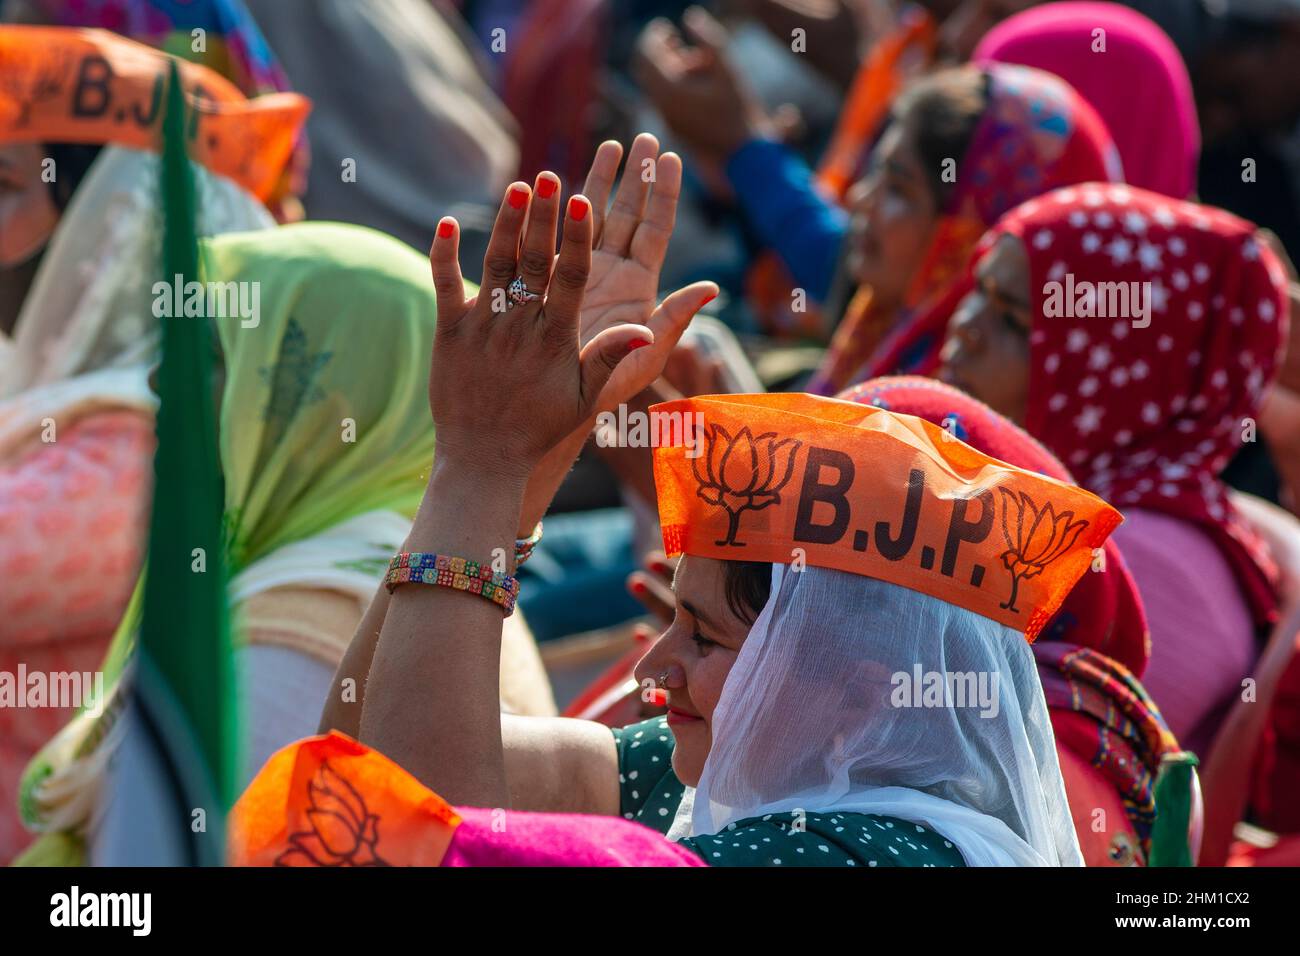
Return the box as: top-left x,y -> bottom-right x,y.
130,61 -> 240,865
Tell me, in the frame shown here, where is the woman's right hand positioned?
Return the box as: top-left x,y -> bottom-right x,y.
428,175 -> 653,483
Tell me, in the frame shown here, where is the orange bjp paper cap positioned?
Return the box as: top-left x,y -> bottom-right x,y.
652,393 -> 1122,640
229,732 -> 461,867
0,26 -> 310,201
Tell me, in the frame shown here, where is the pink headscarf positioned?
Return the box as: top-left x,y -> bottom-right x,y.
974,2 -> 1199,200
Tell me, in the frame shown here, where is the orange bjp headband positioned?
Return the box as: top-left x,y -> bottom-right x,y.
0,26 -> 310,201
652,393 -> 1122,640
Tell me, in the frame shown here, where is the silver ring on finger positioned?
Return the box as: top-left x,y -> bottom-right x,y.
507,275 -> 542,308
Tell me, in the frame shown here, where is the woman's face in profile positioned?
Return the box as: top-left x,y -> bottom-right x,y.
633,556 -> 753,787
938,233 -> 1033,423
0,143 -> 61,269
845,120 -> 942,310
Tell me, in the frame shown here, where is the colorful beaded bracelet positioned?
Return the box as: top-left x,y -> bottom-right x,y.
514,521 -> 543,568
385,552 -> 520,615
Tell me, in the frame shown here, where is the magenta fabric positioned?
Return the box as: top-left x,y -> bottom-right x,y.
974,2 -> 1199,199
1110,508 -> 1255,757
441,806 -> 705,867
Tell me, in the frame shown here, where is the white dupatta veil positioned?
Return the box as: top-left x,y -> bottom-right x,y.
685,565 -> 1083,866
0,145 -> 273,449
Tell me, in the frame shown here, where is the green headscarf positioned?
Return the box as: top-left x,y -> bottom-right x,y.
16,222 -> 449,858
211,221 -> 442,567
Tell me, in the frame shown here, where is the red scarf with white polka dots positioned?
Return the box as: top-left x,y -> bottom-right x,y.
985,184 -> 1287,628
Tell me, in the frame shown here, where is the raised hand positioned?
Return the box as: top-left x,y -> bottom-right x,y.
633,8 -> 773,161
577,133 -> 719,414
428,174 -> 654,480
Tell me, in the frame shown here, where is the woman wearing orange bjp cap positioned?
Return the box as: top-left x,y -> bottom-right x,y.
233,169 -> 1119,867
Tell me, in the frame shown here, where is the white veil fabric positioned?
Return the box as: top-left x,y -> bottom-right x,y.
688,565 -> 1084,867
0,145 -> 273,418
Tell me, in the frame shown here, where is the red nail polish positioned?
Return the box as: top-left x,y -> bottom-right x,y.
568,196 -> 588,221
629,579 -> 648,596
508,186 -> 529,209
628,338 -> 651,351
649,688 -> 668,707
537,177 -> 558,199
702,293 -> 716,305
437,220 -> 454,239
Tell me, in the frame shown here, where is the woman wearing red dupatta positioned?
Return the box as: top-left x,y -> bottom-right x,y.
938,184 -> 1288,762
806,61 -> 1121,393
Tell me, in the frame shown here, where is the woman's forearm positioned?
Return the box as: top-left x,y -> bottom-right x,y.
323,421 -> 595,736
357,459 -> 527,807
317,580 -> 390,737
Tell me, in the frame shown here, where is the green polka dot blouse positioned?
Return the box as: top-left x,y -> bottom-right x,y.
610,716 -> 967,868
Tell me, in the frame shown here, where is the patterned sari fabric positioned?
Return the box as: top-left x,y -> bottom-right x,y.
984,184 -> 1287,631
205,223 -> 443,569
974,1 -> 1199,200
1034,644 -> 1180,861
9,0 -> 290,95
807,63 -> 1121,395
839,375 -> 1180,860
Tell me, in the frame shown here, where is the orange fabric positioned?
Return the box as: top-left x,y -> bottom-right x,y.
651,393 -> 1121,639
816,8 -> 936,199
0,26 -> 309,201
229,732 -> 461,867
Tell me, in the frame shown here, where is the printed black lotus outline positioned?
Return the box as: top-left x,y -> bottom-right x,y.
692,424 -> 801,547
997,487 -> 1089,613
275,760 -> 390,867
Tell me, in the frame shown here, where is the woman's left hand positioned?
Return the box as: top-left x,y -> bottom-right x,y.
428,176 -> 653,482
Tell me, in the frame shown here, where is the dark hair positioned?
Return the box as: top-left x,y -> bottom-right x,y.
42,143 -> 104,212
722,560 -> 773,626
890,66 -> 988,210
